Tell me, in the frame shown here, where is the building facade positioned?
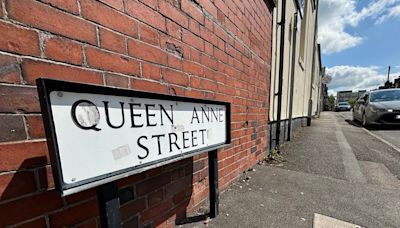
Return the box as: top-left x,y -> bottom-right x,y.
337,90 -> 366,103
268,0 -> 322,150
0,0 -> 274,227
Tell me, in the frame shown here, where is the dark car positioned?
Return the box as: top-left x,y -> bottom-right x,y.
352,88 -> 400,126
335,102 -> 351,111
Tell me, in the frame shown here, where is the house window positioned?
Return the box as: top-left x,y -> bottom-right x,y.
298,0 -> 308,64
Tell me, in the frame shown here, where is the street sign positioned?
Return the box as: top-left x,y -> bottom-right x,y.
37,79 -> 231,196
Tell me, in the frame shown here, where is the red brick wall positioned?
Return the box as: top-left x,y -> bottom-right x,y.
0,0 -> 273,227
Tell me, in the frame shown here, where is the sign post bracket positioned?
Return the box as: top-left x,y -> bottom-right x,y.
208,149 -> 219,218
96,181 -> 122,228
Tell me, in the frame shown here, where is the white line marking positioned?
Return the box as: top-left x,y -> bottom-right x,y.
361,128 -> 400,154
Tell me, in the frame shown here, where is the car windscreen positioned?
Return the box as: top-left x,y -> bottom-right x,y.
370,90 -> 400,102
338,102 -> 348,105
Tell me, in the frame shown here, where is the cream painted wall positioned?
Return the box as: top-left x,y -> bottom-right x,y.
269,0 -> 321,122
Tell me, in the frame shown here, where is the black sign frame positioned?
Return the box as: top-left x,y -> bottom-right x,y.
36,78 -> 231,196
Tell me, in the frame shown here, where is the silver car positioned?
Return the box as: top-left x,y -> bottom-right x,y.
353,88 -> 400,127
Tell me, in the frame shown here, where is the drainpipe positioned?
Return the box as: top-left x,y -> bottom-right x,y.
274,0 -> 286,152
307,2 -> 318,126
287,12 -> 298,141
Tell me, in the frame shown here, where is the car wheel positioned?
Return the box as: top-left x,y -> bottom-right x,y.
362,113 -> 368,127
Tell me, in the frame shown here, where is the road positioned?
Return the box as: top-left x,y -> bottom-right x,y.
182,112 -> 400,228
339,111 -> 400,151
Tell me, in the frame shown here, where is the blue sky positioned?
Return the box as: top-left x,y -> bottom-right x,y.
318,0 -> 400,94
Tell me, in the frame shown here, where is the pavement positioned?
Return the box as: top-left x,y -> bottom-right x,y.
179,112 -> 400,228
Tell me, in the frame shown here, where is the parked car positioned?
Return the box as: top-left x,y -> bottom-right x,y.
352,88 -> 400,126
335,102 -> 351,111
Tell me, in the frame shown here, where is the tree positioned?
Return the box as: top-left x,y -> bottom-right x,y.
347,97 -> 357,108
328,95 -> 336,111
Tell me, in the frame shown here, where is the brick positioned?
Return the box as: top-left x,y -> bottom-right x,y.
214,0 -> 229,17
7,0 -> 97,45
49,200 -> 99,227
139,23 -> 159,46
38,165 -> 55,190
0,171 -> 37,201
190,75 -> 201,88
117,172 -> 146,188
205,17 -> 214,31
123,216 -> 139,228
140,0 -> 158,9
0,55 -> 20,84
204,42 -> 213,56
183,60 -> 203,76
166,19 -> 183,40
189,18 -> 200,36
80,0 -> 138,38
162,68 -> 189,86
41,0 -> 79,14
75,218 -> 98,228
136,172 -> 170,196
140,200 -> 171,223
167,54 -> 182,70
0,0 -> 3,18
182,30 -> 204,51
199,0 -> 218,19
99,28 -> 126,54
0,190 -> 63,227
0,115 -> 26,142
159,0 -> 188,28
120,198 -> 146,220
147,189 -> 164,207
141,62 -> 161,80
128,39 -> 167,65
21,59 -> 103,85
200,26 -> 218,46
86,47 -> 140,75
14,217 -> 47,228
0,21 -> 40,56
165,176 -> 191,197
0,85 -> 40,113
104,73 -> 129,88
26,115 -> 45,139
0,141 -> 49,171
201,78 -> 218,91
200,54 -> 217,70
181,0 -> 204,24
189,47 -> 201,62
65,188 -> 96,205
44,36 -> 83,65
99,0 -> 124,11
131,78 -> 167,94
125,0 -> 166,31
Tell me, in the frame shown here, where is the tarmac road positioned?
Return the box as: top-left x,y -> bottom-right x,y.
339,111 -> 400,151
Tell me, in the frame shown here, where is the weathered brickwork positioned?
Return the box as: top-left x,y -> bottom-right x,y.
0,0 -> 273,227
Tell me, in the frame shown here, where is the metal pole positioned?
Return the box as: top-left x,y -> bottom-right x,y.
275,0 -> 287,152
288,12 -> 298,141
208,149 -> 219,218
97,182 -> 122,228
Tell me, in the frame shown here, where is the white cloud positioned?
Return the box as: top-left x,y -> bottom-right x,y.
376,4 -> 400,23
326,65 -> 400,94
318,0 -> 400,54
